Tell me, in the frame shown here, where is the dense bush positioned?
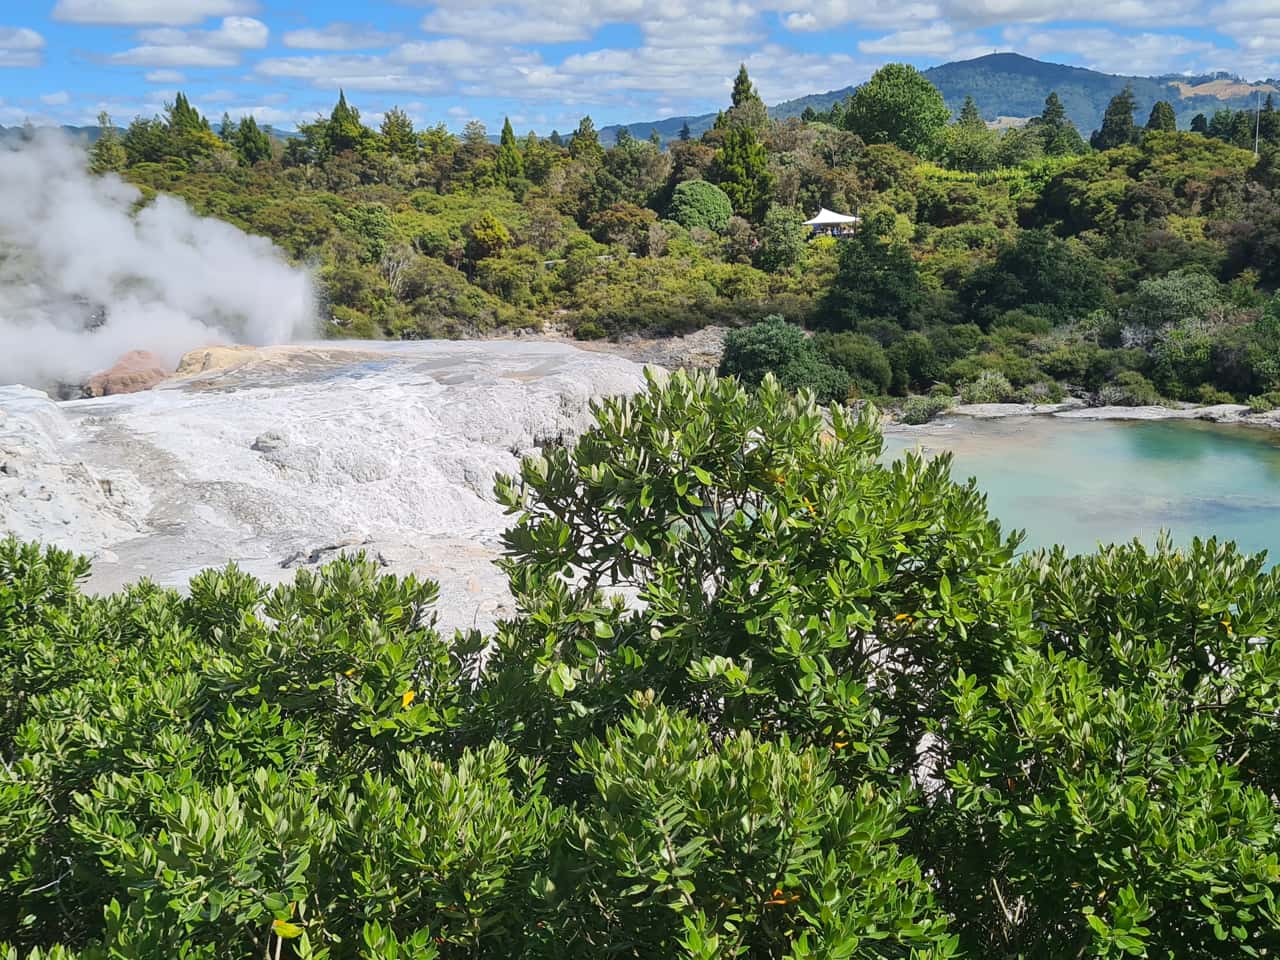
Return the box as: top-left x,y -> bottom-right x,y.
6,372 -> 1280,958
664,179 -> 734,234
900,392 -> 954,423
718,315 -> 850,403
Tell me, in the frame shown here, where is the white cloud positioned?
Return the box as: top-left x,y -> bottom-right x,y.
40,91 -> 71,106
144,69 -> 186,83
137,16 -> 268,50
283,22 -> 401,51
0,26 -> 45,68
859,21 -> 985,56
110,44 -> 241,67
52,0 -> 257,26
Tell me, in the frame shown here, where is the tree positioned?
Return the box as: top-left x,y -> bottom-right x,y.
496,116 -> 524,182
719,316 -> 850,402
1031,91 -> 1088,156
569,115 -> 604,164
941,108 -> 999,172
822,210 -> 925,330
326,89 -> 365,155
679,120 -> 691,141
666,178 -> 733,232
719,63 -> 768,133
88,111 -> 126,174
232,115 -> 271,166
548,129 -> 563,147
709,125 -> 773,221
1191,112 -> 1209,134
958,95 -> 983,128
841,63 -> 949,157
961,229 -> 1109,326
1091,85 -> 1138,150
1146,99 -> 1177,132
756,203 -> 808,272
380,106 -> 417,160
814,331 -> 892,395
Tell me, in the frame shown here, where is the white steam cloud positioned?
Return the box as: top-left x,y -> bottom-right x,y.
0,130 -> 316,388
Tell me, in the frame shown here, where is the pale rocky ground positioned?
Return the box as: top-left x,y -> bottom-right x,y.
1,340 -> 653,633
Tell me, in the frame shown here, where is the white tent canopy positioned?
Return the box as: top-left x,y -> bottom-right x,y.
803,207 -> 860,226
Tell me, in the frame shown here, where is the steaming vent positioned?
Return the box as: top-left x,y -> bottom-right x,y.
0,130 -> 318,392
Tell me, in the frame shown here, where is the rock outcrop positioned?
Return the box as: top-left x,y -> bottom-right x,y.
82,350 -> 171,397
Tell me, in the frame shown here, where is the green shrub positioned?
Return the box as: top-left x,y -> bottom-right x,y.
959,370 -> 1015,404
1247,389 -> 1280,412
1195,383 -> 1236,405
7,371 -> 1280,960
574,320 -> 606,340
1097,370 -> 1161,406
720,316 -> 850,404
815,331 -> 892,396
665,179 -> 733,234
900,393 -> 954,424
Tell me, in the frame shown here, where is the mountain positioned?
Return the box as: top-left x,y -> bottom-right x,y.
601,52 -> 1278,144
0,124 -> 115,145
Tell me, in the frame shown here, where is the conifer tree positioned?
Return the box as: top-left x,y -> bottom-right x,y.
1040,91 -> 1067,128
88,111 -> 126,174
496,116 -> 524,181
1191,112 -> 1209,134
569,115 -> 603,163
710,125 -> 772,221
233,115 -> 272,165
1146,100 -> 1177,132
380,106 -> 417,160
326,89 -> 364,155
1091,86 -> 1138,150
719,64 -> 768,132
679,120 -> 691,141
649,128 -> 662,147
958,95 -> 984,129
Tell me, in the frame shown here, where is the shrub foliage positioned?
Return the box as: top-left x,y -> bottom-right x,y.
4,372 -> 1280,958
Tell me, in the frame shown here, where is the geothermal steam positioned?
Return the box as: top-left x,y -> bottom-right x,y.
0,130 -> 316,387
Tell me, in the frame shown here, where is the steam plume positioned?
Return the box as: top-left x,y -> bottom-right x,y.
0,130 -> 316,388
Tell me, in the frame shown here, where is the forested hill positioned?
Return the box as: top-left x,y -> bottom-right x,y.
602,52 -> 1277,143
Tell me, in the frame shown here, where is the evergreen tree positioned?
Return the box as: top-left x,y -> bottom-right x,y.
822,211 -> 924,330
710,125 -> 773,221
801,106 -> 818,123
958,95 -> 984,129
1091,86 -> 1137,150
88,111 -> 126,174
165,92 -> 207,135
1040,91 -> 1067,128
218,112 -> 233,140
679,120 -> 691,141
1032,91 -> 1087,156
326,90 -> 364,155
549,129 -> 563,147
648,128 -> 662,148
496,116 -> 524,181
719,64 -> 768,132
842,63 -> 949,157
569,115 -> 604,163
380,106 -> 417,160
1146,100 -> 1177,132
615,126 -> 635,148
232,115 -> 272,165
1191,112 -> 1209,134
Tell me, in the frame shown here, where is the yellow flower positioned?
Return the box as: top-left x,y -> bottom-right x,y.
344,668 -> 355,677
401,690 -> 416,709
834,741 -> 849,750
894,613 -> 913,623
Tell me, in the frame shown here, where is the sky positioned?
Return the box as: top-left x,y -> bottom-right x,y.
0,0 -> 1277,134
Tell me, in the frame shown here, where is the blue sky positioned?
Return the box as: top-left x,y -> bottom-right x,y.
0,0 -> 1274,133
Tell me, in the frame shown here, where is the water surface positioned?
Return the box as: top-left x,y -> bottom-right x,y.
882,416 -> 1280,557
